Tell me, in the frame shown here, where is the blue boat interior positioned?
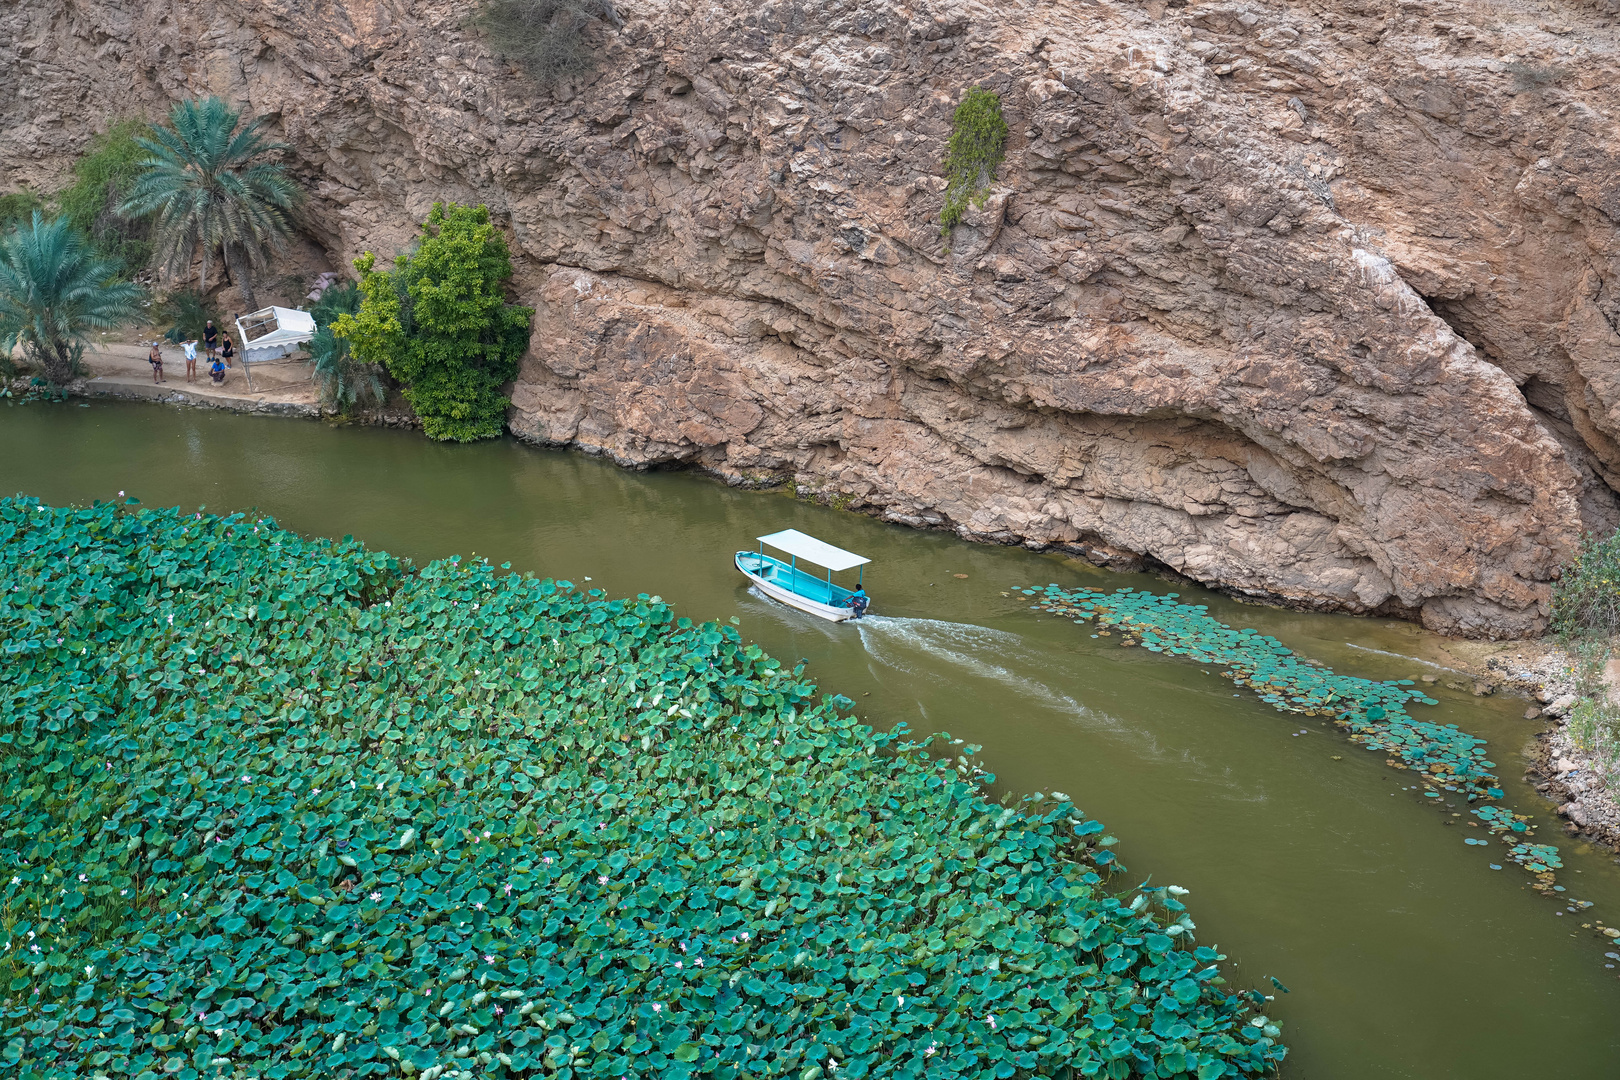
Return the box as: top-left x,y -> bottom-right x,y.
736,551 -> 856,608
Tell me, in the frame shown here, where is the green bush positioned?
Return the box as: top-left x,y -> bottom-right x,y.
1552,531 -> 1620,637
334,203 -> 533,441
157,289 -> 223,345
0,190 -> 47,232
940,87 -> 1008,235
0,497 -> 1286,1080
308,281 -> 384,412
56,120 -> 153,274
471,0 -> 621,86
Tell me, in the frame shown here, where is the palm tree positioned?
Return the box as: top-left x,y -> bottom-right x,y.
122,97 -> 301,311
307,281 -> 384,412
0,213 -> 143,386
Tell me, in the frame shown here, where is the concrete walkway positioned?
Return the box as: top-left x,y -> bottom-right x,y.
77,341 -> 321,416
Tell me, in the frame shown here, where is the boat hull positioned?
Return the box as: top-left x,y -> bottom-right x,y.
735,551 -> 855,622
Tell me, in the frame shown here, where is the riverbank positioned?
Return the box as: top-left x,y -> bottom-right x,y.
9,395 -> 1620,1077
22,364 -> 1620,862
4,339 -> 418,426
1436,636 -> 1620,855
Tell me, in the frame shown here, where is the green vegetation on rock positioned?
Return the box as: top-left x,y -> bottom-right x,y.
1552,533 -> 1620,808
471,0 -> 622,87
941,88 -> 1009,236
1552,531 -> 1620,639
335,203 -> 533,442
56,120 -> 155,275
1,497 -> 1285,1079
0,191 -> 48,234
1024,585 -> 1562,876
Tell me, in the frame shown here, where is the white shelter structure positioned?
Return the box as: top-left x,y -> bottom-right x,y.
754,530 -> 871,572
234,307 -> 316,389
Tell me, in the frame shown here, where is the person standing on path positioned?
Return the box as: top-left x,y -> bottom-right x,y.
203,320 -> 219,360
219,334 -> 234,368
182,339 -> 199,382
147,341 -> 166,384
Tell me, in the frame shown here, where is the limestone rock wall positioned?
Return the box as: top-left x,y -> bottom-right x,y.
6,0 -> 1620,637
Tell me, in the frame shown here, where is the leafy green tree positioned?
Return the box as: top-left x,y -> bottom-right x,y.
121,97 -> 300,311
308,280 -> 383,413
0,213 -> 142,385
334,203 -> 533,441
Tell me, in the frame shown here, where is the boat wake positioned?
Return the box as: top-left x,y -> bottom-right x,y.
856,616 -> 1113,729
1343,642 -> 1466,674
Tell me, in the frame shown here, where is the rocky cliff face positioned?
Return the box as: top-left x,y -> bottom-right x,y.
6,0 -> 1620,637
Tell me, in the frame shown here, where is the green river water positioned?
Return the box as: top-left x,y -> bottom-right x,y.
5,399 -> 1620,1078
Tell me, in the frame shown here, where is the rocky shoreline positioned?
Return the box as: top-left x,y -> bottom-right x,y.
1440,639 -> 1620,856
5,371 -> 421,429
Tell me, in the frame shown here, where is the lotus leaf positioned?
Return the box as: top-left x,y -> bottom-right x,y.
0,501 -> 1286,1079
1025,584 -> 1560,883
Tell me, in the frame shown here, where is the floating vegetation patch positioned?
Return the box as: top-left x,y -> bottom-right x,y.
0,498 -> 1287,1079
1023,585 -> 1561,877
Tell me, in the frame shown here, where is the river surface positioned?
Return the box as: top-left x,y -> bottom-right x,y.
6,399 -> 1620,1078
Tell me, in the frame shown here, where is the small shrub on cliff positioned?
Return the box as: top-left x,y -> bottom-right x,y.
333,203 -> 532,441
1505,61 -> 1563,92
1552,531 -> 1620,638
940,86 -> 1009,236
471,0 -> 622,86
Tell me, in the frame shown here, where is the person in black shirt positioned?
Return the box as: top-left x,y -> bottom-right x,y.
219,334 -> 235,368
203,320 -> 219,359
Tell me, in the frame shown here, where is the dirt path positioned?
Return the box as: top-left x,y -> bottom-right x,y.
75,339 -> 320,415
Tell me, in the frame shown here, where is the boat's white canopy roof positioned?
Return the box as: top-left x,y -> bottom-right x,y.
236,306 -> 316,347
757,529 -> 870,571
